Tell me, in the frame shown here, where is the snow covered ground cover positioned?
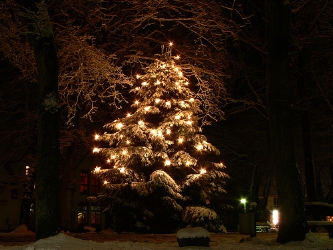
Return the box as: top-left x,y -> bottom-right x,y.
0,226 -> 332,250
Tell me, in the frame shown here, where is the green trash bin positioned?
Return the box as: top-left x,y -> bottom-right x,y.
239,213 -> 255,235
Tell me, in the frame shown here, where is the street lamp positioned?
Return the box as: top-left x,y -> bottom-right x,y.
240,198 -> 247,213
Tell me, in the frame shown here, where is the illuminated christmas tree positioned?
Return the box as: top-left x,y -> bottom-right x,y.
91,44 -> 228,233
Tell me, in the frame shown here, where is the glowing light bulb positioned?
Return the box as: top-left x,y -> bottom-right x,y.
144,106 -> 150,111
186,161 -> 190,166
138,120 -> 144,126
93,147 -> 100,153
107,159 -> 111,163
116,123 -> 123,130
142,81 -> 148,86
178,72 -> 183,77
122,150 -> 127,155
166,101 -> 171,107
119,167 -> 125,173
169,42 -> 173,46
135,100 -> 139,105
126,140 -> 130,144
175,115 -> 180,120
196,144 -> 203,151
127,113 -> 131,117
155,80 -> 160,85
200,169 -> 206,174
155,99 -> 161,103
166,129 -> 171,135
175,55 -> 180,59
136,74 -> 141,79
94,166 -> 101,172
94,134 -> 100,140
104,180 -> 109,185
111,155 -> 116,159
186,120 -> 192,125
189,98 -> 194,102
165,159 -> 171,166
178,137 -> 184,144
135,87 -> 140,90
185,81 -> 189,85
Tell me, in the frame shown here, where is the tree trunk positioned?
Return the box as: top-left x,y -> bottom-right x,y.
297,47 -> 316,202
267,0 -> 307,243
19,0 -> 61,239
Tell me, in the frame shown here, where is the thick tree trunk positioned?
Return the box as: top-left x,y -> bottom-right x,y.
19,0 -> 61,239
297,47 -> 316,202
267,0 -> 307,243
34,31 -> 61,240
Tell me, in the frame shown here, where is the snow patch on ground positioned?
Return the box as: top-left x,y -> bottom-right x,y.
0,230 -> 332,250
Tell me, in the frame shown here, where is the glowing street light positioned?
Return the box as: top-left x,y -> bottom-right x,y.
240,198 -> 247,213
272,210 -> 279,227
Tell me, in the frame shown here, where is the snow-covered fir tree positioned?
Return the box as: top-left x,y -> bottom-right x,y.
90,45 -> 229,233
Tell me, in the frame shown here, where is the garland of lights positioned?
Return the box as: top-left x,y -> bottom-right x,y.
92,43 -> 225,187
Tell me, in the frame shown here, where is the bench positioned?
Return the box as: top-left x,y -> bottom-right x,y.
305,202 -> 333,238
307,221 -> 333,238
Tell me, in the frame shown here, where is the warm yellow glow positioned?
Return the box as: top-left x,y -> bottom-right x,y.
165,159 -> 171,166
104,180 -> 109,185
138,120 -> 144,126
200,169 -> 206,174
93,147 -> 100,153
122,150 -> 127,155
135,87 -> 140,90
157,131 -> 163,137
107,159 -> 111,163
155,98 -> 161,103
178,72 -> 183,77
196,144 -> 203,151
111,155 -> 116,159
26,166 -> 30,175
186,161 -> 190,166
166,129 -> 171,135
185,81 -> 189,85
169,42 -> 173,46
178,137 -> 184,144
94,166 -> 101,172
126,140 -> 130,144
116,123 -> 123,130
135,100 -> 139,105
186,120 -> 192,125
175,115 -> 180,120
136,74 -> 141,79
127,113 -> 131,117
175,55 -> 180,59
144,106 -> 150,111
155,80 -> 160,85
272,210 -> 279,226
189,98 -> 194,102
174,67 -> 179,72
119,167 -> 125,173
165,101 -> 171,107
142,81 -> 148,86
94,134 -> 100,140
175,81 -> 179,86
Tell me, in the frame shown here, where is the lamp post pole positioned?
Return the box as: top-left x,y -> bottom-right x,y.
241,199 -> 247,213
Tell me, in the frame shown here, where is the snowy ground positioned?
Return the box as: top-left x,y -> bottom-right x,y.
0,225 -> 333,250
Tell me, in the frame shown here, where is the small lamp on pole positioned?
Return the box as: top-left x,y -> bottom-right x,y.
240,198 -> 247,213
